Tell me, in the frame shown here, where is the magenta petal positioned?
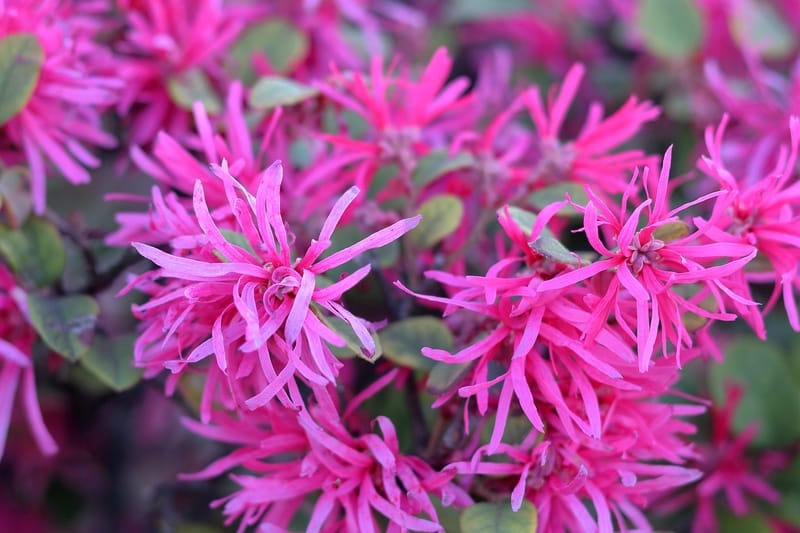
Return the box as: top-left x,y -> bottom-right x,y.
312,215 -> 421,273
286,270 -> 316,345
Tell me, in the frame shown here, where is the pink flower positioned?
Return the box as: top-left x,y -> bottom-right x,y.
447,366 -> 703,533
0,265 -> 57,461
654,384 -> 781,533
536,148 -> 757,370
524,63 -> 660,195
398,201 -> 652,453
300,48 -> 475,205
114,0 -> 253,146
126,160 -> 420,416
698,115 -> 800,332
108,80 -> 287,246
0,0 -> 119,213
180,396 -> 470,532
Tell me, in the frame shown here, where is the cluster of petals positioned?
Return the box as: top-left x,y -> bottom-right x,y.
180,394 -> 471,532
0,265 -> 56,461
654,384 -> 782,533
450,387 -> 703,532
699,114 -> 800,333
114,0 -> 255,146
523,63 -> 660,194
535,148 -> 757,370
126,159 -> 420,417
0,0 -> 119,213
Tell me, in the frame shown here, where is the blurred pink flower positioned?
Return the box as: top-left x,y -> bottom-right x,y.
181,398 -> 470,532
114,0 -> 252,146
0,265 -> 57,461
654,384 -> 781,533
524,63 -> 660,195
699,115 -> 800,332
0,0 -> 119,213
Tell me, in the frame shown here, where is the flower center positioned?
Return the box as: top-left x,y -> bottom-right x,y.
537,138 -> 576,180
378,126 -> 420,170
627,233 -> 664,275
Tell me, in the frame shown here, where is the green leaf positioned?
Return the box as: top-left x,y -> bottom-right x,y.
528,183 -> 588,215
427,361 -> 472,395
636,0 -> 704,60
80,334 -> 142,392
431,496 -> 462,533
367,165 -> 399,199
315,307 -> 383,362
774,491 -> 800,527
378,317 -> 454,370
411,150 -> 474,188
529,235 -> 578,265
459,500 -> 537,533
289,139 -> 314,168
504,206 -> 556,239
0,216 -> 65,288
731,0 -> 795,59
446,0 -> 530,22
708,337 -> 800,448
652,220 -> 690,242
167,69 -> 221,114
0,166 -> 32,228
506,206 -> 538,236
408,195 -> 464,248
27,294 -> 99,362
248,76 -> 318,111
231,19 -> 308,81
717,511 -> 773,533
0,33 -> 44,126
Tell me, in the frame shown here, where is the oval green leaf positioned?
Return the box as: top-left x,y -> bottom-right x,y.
409,195 -> 464,249
504,205 -> 556,239
248,76 -> 318,111
652,220 -> 690,242
0,216 -> 65,288
731,0 -> 795,59
411,150 -> 474,188
80,334 -> 142,392
27,294 -> 99,361
528,183 -> 588,215
426,361 -> 473,395
0,33 -> 44,126
636,0 -> 704,60
232,19 -> 308,82
460,500 -> 537,533
529,235 -> 579,265
446,0 -> 530,22
167,69 -> 221,114
379,316 -> 454,370
708,337 -> 800,448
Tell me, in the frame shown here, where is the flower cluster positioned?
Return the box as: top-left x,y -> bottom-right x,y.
2,1 -> 800,532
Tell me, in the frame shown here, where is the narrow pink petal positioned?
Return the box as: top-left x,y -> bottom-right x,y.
0,339 -> 30,366
133,242 -> 268,280
536,258 -> 619,292
285,270 -> 316,345
0,364 -> 21,459
311,216 -> 421,273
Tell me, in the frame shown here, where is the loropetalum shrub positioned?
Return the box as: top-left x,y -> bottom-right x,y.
3,1 -> 800,532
